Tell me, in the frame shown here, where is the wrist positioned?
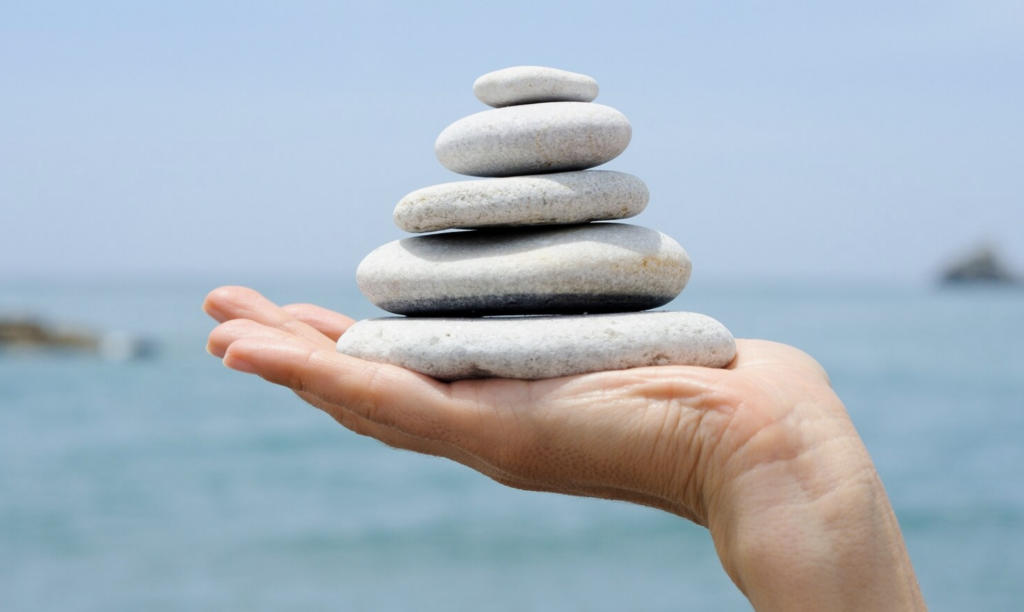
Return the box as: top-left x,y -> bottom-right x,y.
704,410 -> 926,611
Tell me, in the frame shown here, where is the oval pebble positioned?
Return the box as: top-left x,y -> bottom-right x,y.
356,223 -> 690,317
473,66 -> 599,108
336,311 -> 736,381
393,170 -> 649,233
435,102 -> 631,177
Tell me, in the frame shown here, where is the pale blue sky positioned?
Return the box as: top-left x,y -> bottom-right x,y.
3,1 -> 1022,283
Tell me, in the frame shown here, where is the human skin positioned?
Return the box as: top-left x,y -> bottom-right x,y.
204,286 -> 927,611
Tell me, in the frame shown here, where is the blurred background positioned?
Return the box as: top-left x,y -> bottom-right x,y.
2,1 -> 1022,610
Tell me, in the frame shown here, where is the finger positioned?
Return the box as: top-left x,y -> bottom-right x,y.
212,317 -> 539,484
207,318 -> 296,358
203,286 -> 335,349
281,303 -> 356,342
222,335 -> 473,445
209,318 -> 514,481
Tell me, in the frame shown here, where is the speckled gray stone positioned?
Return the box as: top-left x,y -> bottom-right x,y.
336,311 -> 736,381
435,102 -> 631,177
356,223 -> 691,316
473,66 -> 599,108
393,171 -> 649,233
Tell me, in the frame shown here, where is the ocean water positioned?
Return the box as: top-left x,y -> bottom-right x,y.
1,277 -> 1022,611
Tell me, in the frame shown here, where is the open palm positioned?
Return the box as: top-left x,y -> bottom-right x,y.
205,285 -> 925,611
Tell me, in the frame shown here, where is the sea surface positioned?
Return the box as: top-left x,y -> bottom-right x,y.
1,277 -> 1022,611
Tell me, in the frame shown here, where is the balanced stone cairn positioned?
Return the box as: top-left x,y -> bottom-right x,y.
338,66 -> 736,380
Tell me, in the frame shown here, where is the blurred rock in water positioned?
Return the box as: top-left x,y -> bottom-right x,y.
940,245 -> 1021,286
0,316 -> 155,360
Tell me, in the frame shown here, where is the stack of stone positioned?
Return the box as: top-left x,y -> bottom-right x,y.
338,66 -> 735,380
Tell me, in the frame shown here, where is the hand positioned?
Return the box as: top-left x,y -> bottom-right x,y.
204,286 -> 926,611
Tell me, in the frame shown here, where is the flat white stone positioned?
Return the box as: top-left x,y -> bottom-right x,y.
393,171 -> 649,233
473,66 -> 599,108
435,102 -> 631,177
336,311 -> 736,381
356,223 -> 691,316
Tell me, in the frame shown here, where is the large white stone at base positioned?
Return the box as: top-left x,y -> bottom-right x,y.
336,311 -> 736,381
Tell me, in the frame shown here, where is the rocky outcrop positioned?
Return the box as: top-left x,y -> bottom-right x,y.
941,247 -> 1021,286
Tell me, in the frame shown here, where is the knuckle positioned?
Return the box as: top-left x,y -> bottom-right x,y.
280,346 -> 320,395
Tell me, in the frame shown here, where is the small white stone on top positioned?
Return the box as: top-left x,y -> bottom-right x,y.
473,66 -> 599,108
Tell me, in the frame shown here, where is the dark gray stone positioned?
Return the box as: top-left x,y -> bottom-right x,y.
356,223 -> 691,316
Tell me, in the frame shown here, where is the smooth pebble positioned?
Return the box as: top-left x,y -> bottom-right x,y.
473,66 -> 599,108
356,223 -> 691,316
435,102 -> 631,177
393,170 -> 649,233
337,311 -> 736,380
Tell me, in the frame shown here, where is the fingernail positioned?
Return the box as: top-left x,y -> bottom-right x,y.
224,355 -> 257,374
